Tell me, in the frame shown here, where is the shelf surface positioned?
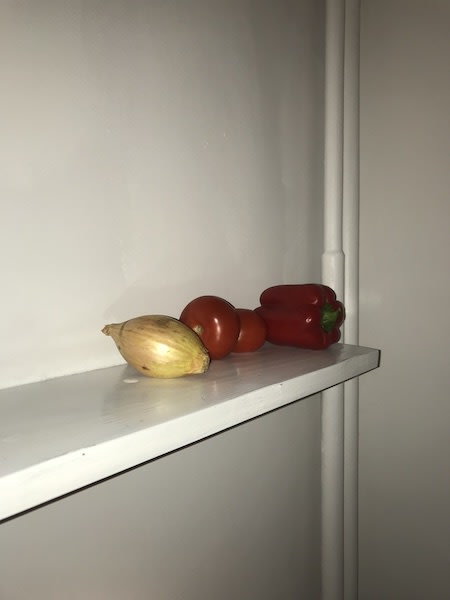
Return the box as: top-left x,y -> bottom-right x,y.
0,342 -> 380,521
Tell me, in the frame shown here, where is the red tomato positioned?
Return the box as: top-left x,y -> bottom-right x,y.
233,308 -> 267,353
179,295 -> 240,360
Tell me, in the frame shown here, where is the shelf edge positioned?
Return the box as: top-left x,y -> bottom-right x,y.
0,347 -> 380,522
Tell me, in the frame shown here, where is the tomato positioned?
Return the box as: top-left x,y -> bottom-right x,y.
233,308 -> 267,353
179,295 -> 240,360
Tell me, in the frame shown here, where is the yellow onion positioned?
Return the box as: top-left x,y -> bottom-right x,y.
102,315 -> 210,378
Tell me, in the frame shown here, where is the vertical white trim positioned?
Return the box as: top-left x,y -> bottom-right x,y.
343,1 -> 361,345
321,385 -> 345,600
343,377 -> 359,599
343,2 -> 361,599
321,1 -> 346,600
322,0 -> 345,297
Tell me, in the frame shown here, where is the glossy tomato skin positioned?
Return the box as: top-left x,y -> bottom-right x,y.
233,308 -> 267,353
179,295 -> 240,360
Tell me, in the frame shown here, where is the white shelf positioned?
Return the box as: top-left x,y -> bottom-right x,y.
0,342 -> 379,522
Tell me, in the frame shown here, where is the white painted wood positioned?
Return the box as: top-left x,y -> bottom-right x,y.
0,343 -> 379,522
322,0 -> 345,297
321,1 -> 346,599
342,2 -> 361,599
321,385 -> 345,600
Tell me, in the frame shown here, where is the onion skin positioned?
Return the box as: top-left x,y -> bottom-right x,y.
102,315 -> 210,378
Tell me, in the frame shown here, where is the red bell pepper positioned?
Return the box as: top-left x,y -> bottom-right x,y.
255,284 -> 345,350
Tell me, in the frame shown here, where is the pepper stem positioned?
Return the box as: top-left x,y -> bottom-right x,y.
321,303 -> 340,333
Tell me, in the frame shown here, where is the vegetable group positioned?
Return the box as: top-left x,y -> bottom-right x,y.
255,284 -> 345,350
102,315 -> 210,378
101,283 -> 344,378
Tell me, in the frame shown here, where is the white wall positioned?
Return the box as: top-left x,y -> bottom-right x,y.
359,1 -> 450,598
0,1 -> 325,599
0,0 -> 324,390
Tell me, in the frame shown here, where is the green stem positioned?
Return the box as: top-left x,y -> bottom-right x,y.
321,303 -> 340,333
